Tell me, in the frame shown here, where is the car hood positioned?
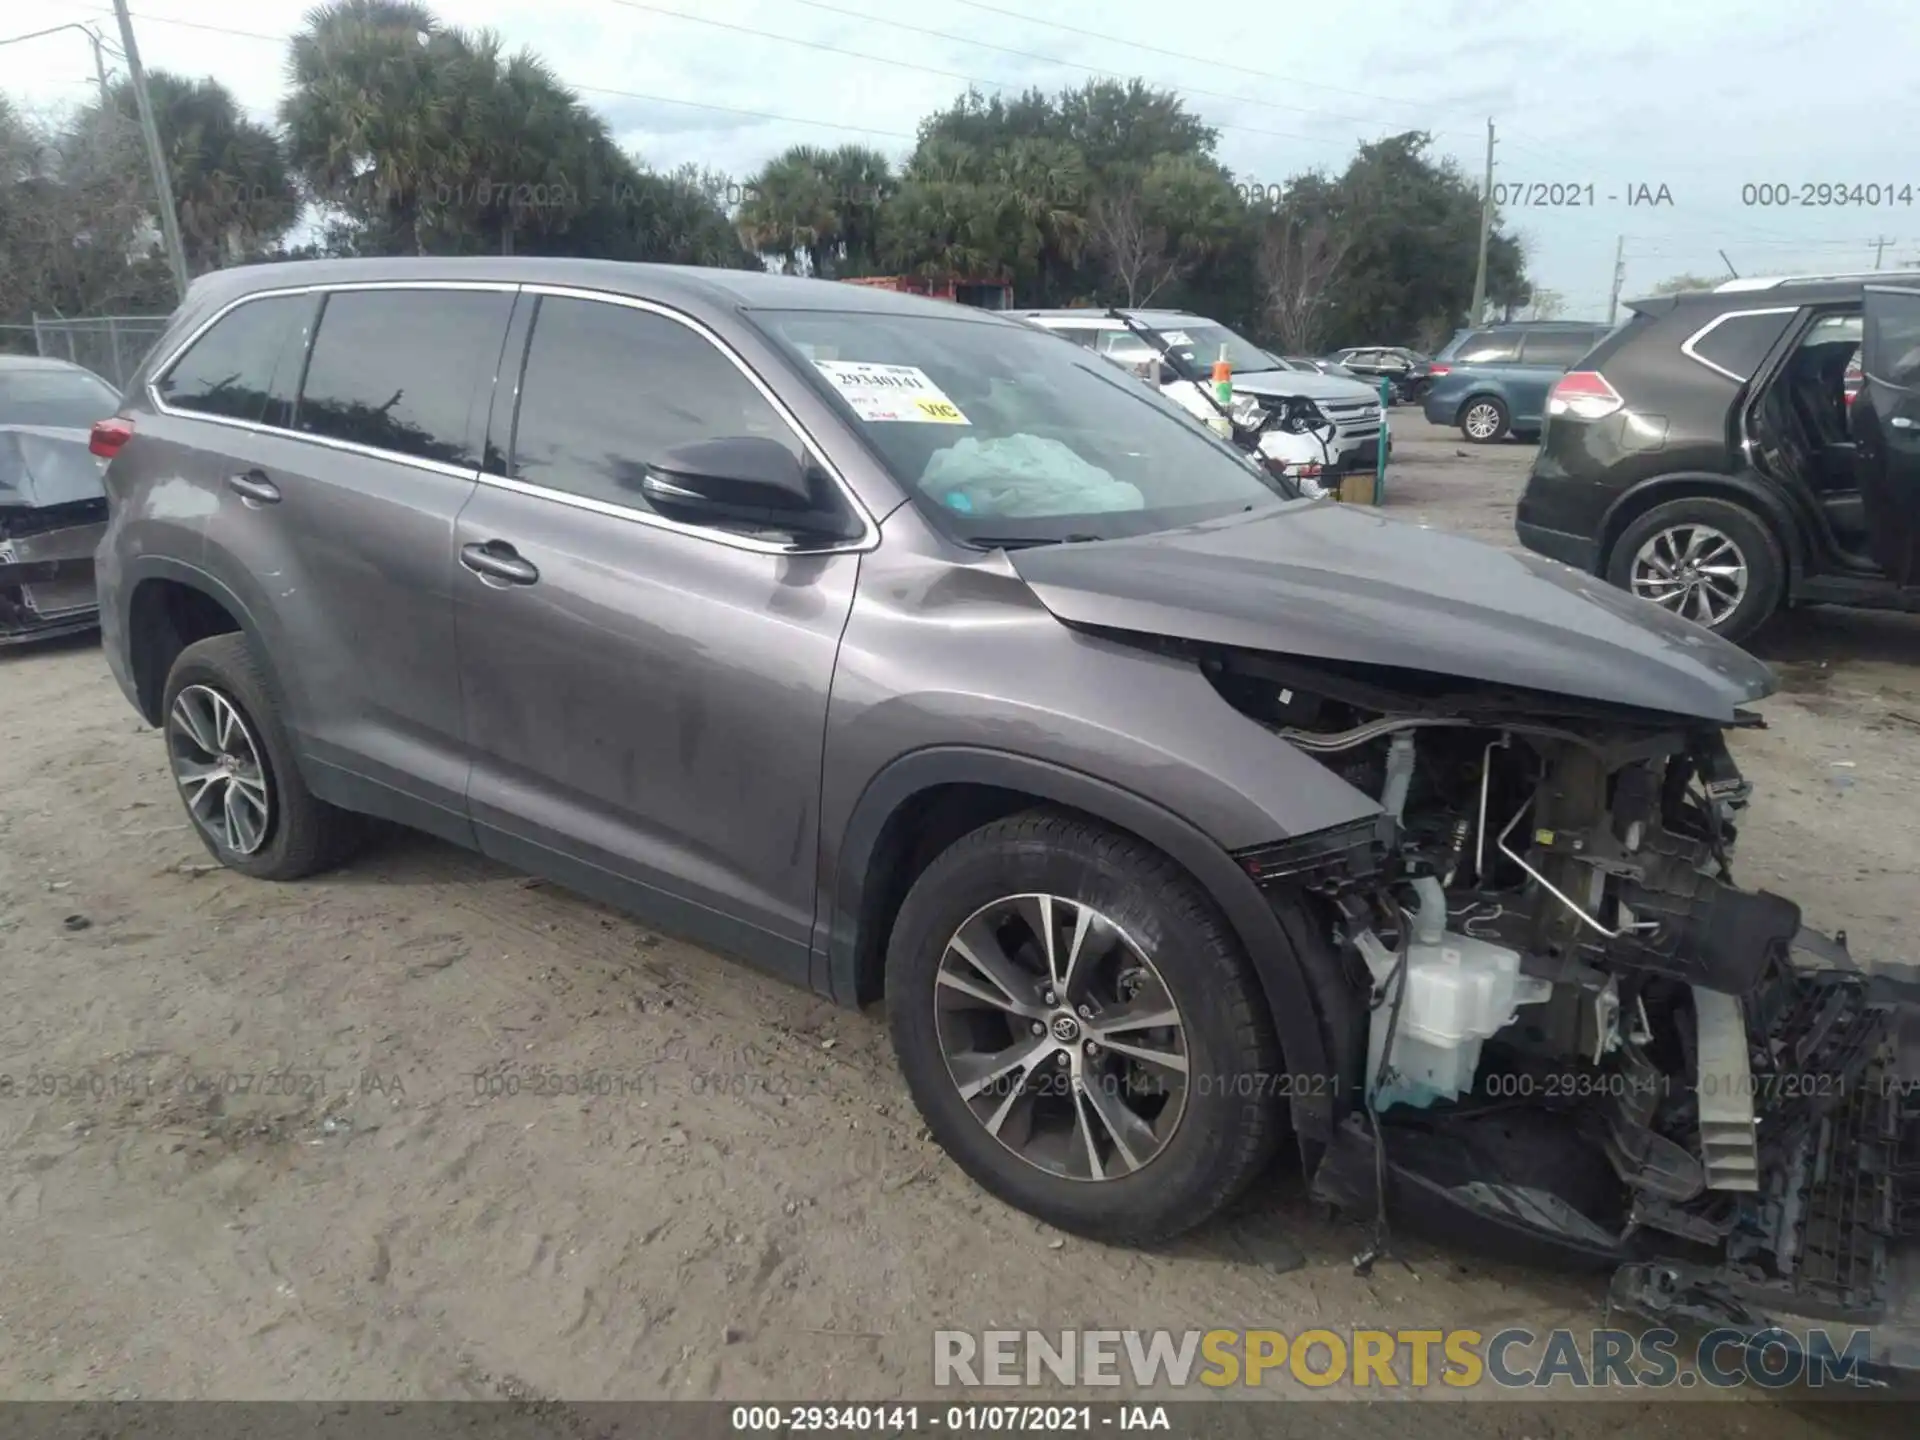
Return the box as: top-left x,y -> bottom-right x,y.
1233,370 -> 1380,405
0,425 -> 107,510
1008,502 -> 1776,723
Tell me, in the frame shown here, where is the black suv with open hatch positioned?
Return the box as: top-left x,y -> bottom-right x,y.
1515,273 -> 1920,642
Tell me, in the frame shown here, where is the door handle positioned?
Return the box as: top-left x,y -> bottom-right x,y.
460,541 -> 540,587
227,470 -> 280,505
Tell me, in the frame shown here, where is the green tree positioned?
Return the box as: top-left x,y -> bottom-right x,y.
93,71 -> 297,273
1309,132 -> 1527,346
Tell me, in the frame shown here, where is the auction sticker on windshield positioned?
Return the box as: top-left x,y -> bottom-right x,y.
813,361 -> 970,424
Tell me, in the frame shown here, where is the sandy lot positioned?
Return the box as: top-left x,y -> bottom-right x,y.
1,418 -> 1916,1435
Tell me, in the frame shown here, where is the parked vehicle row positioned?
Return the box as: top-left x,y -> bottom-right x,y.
1517,272 -> 1920,641
81,258 -> 1916,1368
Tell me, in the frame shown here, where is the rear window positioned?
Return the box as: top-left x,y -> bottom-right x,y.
1685,311 -> 1796,382
0,367 -> 120,428
295,289 -> 511,467
1519,330 -> 1603,367
155,294 -> 312,425
1450,332 -> 1522,364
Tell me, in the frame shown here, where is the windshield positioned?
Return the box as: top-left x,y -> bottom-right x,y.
754,310 -> 1293,546
1143,322 -> 1280,378
0,367 -> 120,428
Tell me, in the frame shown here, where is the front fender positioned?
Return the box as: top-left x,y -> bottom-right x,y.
825,745 -> 1349,1144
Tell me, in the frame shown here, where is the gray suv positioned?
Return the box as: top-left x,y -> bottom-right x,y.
94,260 -> 1918,1350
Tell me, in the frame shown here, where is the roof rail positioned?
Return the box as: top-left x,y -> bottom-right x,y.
1713,271 -> 1885,293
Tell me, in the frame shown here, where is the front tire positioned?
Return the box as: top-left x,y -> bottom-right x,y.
162,633 -> 365,879
884,809 -> 1281,1244
1459,395 -> 1510,443
1606,497 -> 1784,642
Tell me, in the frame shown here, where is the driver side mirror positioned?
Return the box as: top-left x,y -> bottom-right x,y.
641,436 -> 852,538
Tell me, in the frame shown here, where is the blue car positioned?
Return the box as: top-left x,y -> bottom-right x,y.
1422,322 -> 1612,443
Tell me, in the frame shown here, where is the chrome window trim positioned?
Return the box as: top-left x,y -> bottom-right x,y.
145,280 -> 521,481
1679,306 -> 1799,382
145,278 -> 880,557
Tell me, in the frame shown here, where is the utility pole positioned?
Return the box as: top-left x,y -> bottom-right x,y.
1469,118 -> 1496,325
110,0 -> 189,302
1606,234 -> 1627,325
1872,235 -> 1891,269
84,26 -> 111,107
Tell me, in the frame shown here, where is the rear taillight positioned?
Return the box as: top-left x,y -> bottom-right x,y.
1547,370 -> 1623,421
90,416 -> 134,459
1428,363 -> 1451,376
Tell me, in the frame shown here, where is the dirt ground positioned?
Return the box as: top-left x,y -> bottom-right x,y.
2,418 -> 1917,1434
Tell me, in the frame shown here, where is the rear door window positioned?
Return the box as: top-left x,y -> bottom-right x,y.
1453,332 -> 1522,364
1047,324 -> 1103,350
1866,290 -> 1920,387
1685,311 -> 1797,382
295,289 -> 511,467
155,293 -> 314,425
1518,330 -> 1603,368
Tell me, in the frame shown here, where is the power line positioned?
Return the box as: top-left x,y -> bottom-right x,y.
52,4 -> 918,139
941,0 -> 1491,122
779,0 -> 1467,141
605,0 -> 1340,145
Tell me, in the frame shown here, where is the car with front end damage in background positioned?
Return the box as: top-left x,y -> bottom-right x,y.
0,355 -> 120,645
1017,309 -> 1388,486
93,258 -> 1920,1378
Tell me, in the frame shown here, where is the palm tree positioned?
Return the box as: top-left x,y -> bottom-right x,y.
737,146 -> 841,275
281,0 -> 460,255
103,72 -> 297,273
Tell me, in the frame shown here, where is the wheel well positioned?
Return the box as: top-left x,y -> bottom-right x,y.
850,783 -> 1035,1006
1596,479 -> 1795,578
127,578 -> 242,725
1455,392 -> 1506,423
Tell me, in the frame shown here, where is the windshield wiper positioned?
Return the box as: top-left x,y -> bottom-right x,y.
970,533 -> 1106,550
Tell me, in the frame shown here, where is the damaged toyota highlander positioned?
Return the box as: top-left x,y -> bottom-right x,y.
93,260 -> 1919,1373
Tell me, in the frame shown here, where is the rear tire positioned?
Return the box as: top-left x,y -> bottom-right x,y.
1607,497 -> 1784,643
1459,395 -> 1510,443
884,808 -> 1281,1244
161,634 -> 365,880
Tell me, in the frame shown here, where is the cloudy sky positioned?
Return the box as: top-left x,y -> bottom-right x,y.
7,0 -> 1919,316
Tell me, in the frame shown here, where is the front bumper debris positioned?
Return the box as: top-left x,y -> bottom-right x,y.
1311,943 -> 1920,1379
0,507 -> 105,644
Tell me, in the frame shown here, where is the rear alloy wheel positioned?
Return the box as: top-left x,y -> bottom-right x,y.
885,809 -> 1281,1244
1607,497 -> 1785,643
1460,396 -> 1509,443
161,633 -> 366,880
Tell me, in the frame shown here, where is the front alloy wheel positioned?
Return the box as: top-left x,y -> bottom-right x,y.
885,809 -> 1282,1244
168,684 -> 272,855
1628,523 -> 1749,628
935,893 -> 1188,1181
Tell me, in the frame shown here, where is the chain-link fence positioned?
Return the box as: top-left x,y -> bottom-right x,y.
26,315 -> 172,392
